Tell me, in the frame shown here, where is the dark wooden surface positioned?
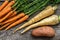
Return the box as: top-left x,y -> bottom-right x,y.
0,1 -> 60,40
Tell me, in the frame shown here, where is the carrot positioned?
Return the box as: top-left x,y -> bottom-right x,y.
0,1 -> 15,18
5,1 -> 15,7
0,10 -> 17,22
0,11 -> 17,30
0,23 -> 11,30
5,15 -> 29,31
2,13 -> 25,25
21,15 -> 59,34
1,11 -> 17,25
0,10 -> 14,22
0,0 -> 9,11
0,7 -> 12,18
13,5 -> 57,33
0,19 -> 16,30
8,11 -> 17,18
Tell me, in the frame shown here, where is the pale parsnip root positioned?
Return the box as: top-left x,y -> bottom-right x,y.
21,15 -> 59,34
14,5 -> 57,33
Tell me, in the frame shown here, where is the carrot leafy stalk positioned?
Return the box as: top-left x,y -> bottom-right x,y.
18,0 -> 42,12
21,15 -> 59,34
12,0 -> 20,8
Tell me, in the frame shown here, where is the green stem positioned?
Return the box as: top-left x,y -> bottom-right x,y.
16,0 -> 34,13
29,0 -> 50,16
15,0 -> 29,11
53,0 -> 60,4
24,0 -> 46,15
16,2 -> 29,13
12,0 -> 20,8
18,0 -> 42,12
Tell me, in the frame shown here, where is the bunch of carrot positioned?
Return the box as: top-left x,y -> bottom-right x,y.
0,0 -> 59,33
0,0 -> 47,30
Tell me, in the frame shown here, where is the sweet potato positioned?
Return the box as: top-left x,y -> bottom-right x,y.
32,26 -> 55,37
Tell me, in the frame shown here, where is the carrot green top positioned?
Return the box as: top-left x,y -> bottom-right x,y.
23,0 -> 49,16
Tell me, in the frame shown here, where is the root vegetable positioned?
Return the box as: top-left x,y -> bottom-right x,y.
8,11 -> 17,18
2,12 -> 25,25
0,23 -> 10,30
0,10 -> 14,22
0,20 -> 15,30
21,15 -> 59,34
0,1 -> 15,18
32,26 -> 55,37
5,15 -> 29,30
0,0 -> 9,11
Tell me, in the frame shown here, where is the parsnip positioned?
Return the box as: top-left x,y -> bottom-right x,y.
14,5 -> 57,33
21,15 -> 59,34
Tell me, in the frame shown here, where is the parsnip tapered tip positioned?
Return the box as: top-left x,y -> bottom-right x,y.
12,31 -> 15,34
13,30 -> 17,33
21,31 -> 25,34
21,30 -> 27,34
14,27 -> 23,33
13,29 -> 19,33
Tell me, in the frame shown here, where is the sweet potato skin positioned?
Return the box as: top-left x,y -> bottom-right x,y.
32,26 -> 55,37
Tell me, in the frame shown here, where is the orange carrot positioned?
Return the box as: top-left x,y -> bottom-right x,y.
9,11 -> 17,18
0,23 -> 11,30
0,20 -> 16,30
5,15 -> 29,30
2,13 -> 25,25
5,1 -> 15,8
0,7 -> 12,18
0,10 -> 14,22
0,1 -> 15,18
0,11 -> 16,26
0,0 -> 9,11
0,11 -> 16,25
